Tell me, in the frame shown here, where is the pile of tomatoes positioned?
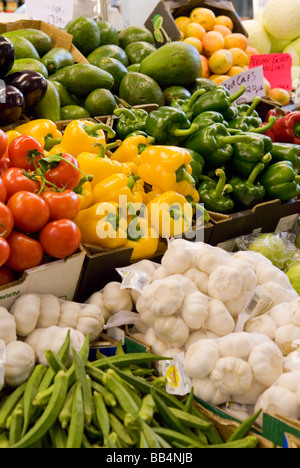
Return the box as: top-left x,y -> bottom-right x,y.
0,130 -> 83,286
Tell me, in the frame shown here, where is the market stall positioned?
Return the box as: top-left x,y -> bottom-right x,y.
0,0 -> 298,450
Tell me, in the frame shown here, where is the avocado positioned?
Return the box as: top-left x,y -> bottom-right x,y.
33,79 -> 61,122
127,63 -> 141,72
140,41 -> 202,88
118,26 -> 154,50
87,44 -> 129,68
163,86 -> 192,106
119,72 -> 164,107
41,47 -> 74,75
2,35 -> 39,60
60,105 -> 91,121
49,66 -> 73,86
3,29 -> 52,57
84,88 -> 117,117
125,41 -> 156,65
65,63 -> 114,97
188,77 -> 217,94
8,58 -> 49,78
51,80 -> 78,107
65,17 -> 100,57
90,57 -> 128,94
97,20 -> 119,46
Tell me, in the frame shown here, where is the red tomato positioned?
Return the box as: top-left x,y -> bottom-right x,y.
0,202 -> 14,238
5,231 -> 44,272
7,191 -> 50,234
41,190 -> 80,220
39,219 -> 81,259
0,237 -> 10,267
0,178 -> 7,203
0,130 -> 8,159
0,157 -> 12,178
8,135 -> 43,170
0,266 -> 14,286
2,167 -> 40,199
45,153 -> 81,190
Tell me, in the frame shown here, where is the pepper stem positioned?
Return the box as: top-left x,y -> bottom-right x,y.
114,108 -> 137,121
173,123 -> 199,138
221,134 -> 252,144
93,142 -> 107,158
44,134 -> 62,152
83,123 -> 116,139
212,169 -> 227,199
245,97 -> 261,116
184,89 -> 206,111
261,153 -> 272,165
251,116 -> 276,134
228,85 -> 246,103
247,162 -> 265,185
176,165 -> 195,187
106,140 -> 122,151
191,202 -> 211,223
127,174 -> 140,193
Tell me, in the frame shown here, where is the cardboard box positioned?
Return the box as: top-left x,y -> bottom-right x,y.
165,0 -> 248,36
262,413 -> 300,447
0,249 -> 85,310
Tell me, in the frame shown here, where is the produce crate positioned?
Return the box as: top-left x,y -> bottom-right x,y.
0,248 -> 86,310
262,413 -> 300,448
165,0 -> 248,36
89,333 -> 124,360
208,198 -> 300,247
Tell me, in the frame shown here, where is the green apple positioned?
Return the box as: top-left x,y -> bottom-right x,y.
249,233 -> 287,269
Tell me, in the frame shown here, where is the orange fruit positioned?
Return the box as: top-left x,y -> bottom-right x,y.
211,75 -> 230,85
268,88 -> 290,106
190,8 -> 216,31
175,16 -> 191,36
229,48 -> 249,67
202,30 -> 225,56
200,55 -> 210,78
215,15 -> 234,31
246,45 -> 260,58
208,49 -> 233,75
185,22 -> 206,40
184,37 -> 203,53
224,33 -> 248,51
213,25 -> 232,37
227,66 -> 245,77
264,78 -> 271,96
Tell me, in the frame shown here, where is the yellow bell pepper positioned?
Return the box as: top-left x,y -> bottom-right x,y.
76,181 -> 94,211
125,217 -> 159,261
147,191 -> 193,238
14,119 -> 63,151
138,146 -> 196,197
110,135 -> 151,166
92,173 -> 145,207
60,120 -> 116,158
6,130 -> 21,145
77,144 -> 138,188
74,201 -> 127,249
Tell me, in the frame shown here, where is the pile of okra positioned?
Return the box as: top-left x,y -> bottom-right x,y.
0,331 -> 264,448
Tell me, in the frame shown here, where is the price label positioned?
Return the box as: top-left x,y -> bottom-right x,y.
249,53 -> 293,90
25,0 -> 74,28
222,66 -> 265,104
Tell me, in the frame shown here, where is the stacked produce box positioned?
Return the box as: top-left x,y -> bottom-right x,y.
0,0 -> 298,449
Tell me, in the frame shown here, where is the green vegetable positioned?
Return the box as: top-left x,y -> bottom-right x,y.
198,169 -> 234,214
66,384 -> 84,449
226,409 -> 262,442
230,162 -> 266,208
260,160 -> 300,201
114,107 -> 148,140
192,85 -> 246,118
286,263 -> 300,294
249,233 -> 288,269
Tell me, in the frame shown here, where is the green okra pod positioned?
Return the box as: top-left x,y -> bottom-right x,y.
58,383 -> 77,429
22,364 -> 47,437
226,409 -> 262,443
0,383 -> 26,430
207,435 -> 259,449
66,383 -> 85,449
93,392 -> 110,437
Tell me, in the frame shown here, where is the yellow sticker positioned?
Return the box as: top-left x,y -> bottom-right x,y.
166,366 -> 180,388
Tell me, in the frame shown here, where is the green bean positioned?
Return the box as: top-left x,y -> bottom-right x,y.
93,392 -> 110,437
0,383 -> 26,430
66,384 -> 85,449
207,435 -> 259,449
22,364 -> 47,437
226,409 -> 262,443
10,370 -> 69,449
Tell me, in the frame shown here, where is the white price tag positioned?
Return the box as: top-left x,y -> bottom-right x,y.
222,66 -> 265,104
25,0 -> 74,28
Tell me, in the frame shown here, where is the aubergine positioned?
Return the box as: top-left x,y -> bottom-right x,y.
0,84 -> 25,125
5,70 -> 48,110
0,36 -> 15,79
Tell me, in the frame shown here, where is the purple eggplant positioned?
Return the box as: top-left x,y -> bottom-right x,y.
0,84 -> 25,125
5,70 -> 48,110
0,36 -> 15,79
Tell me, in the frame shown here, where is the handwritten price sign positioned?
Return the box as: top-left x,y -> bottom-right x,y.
249,53 -> 293,90
25,0 -> 74,28
222,66 -> 265,104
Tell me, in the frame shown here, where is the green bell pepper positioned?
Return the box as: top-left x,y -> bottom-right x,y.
193,111 -> 228,131
145,106 -> 199,146
189,77 -> 217,94
191,85 -> 246,118
231,152 -> 272,179
170,89 -> 206,120
270,142 -> 300,172
228,115 -> 262,132
186,123 -> 252,168
230,162 -> 266,209
236,96 -> 262,118
114,107 -> 148,140
260,160 -> 300,201
185,149 -> 205,186
198,168 -> 234,214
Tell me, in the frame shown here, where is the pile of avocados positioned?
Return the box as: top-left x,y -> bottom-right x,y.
0,16 -> 204,125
